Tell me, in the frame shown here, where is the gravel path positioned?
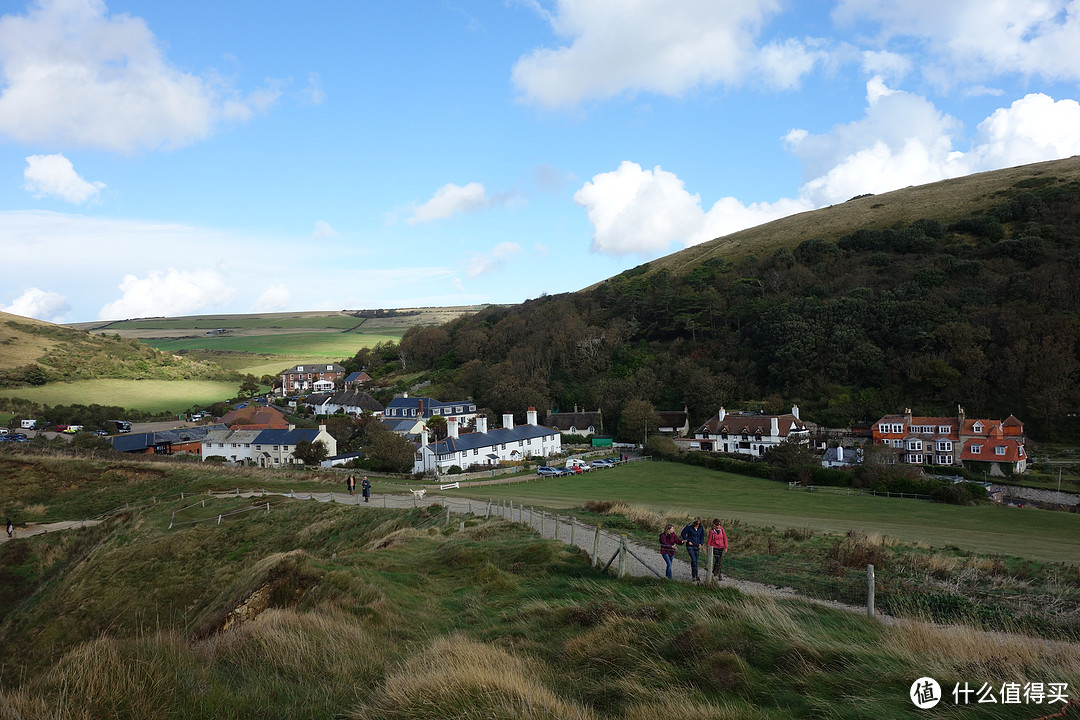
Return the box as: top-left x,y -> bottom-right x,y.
205,488 -> 883,620
0,519 -> 102,544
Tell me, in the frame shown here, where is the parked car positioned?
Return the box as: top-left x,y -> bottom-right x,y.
11,433 -> 28,442
552,466 -> 573,476
64,425 -> 84,434
92,429 -> 109,436
536,466 -> 560,477
0,428 -> 9,435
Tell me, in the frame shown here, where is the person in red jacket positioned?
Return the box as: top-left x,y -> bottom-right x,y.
659,524 -> 684,579
707,518 -> 729,580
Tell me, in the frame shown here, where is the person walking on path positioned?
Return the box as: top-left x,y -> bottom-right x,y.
361,476 -> 371,503
5,518 -> 12,539
659,524 -> 684,579
707,518 -> 728,580
347,475 -> 356,496
681,517 -> 705,581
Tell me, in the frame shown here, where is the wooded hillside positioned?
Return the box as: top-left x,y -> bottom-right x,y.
385,158 -> 1080,439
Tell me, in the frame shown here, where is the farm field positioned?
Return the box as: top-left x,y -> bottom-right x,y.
448,460 -> 1080,564
143,331 -> 404,358
0,379 -> 241,414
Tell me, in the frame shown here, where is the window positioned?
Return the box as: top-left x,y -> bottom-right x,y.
937,441 -> 952,451
995,446 -> 1006,456
456,406 -> 462,413
973,422 -> 983,433
938,455 -> 953,465
971,445 -> 982,455
893,439 -> 904,448
907,440 -> 922,451
938,425 -> 951,434
473,449 -> 478,455
908,454 -> 923,464
891,423 -> 904,433
273,445 -> 278,450
880,439 -> 890,445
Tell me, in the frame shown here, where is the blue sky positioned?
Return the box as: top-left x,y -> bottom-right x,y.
2,0 -> 1080,323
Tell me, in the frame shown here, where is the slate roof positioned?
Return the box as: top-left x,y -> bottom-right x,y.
384,396 -> 475,418
307,389 -> 383,413
282,363 -> 345,374
252,428 -> 324,446
381,418 -> 421,434
822,447 -> 861,465
423,424 -> 558,455
110,424 -> 227,452
698,413 -> 806,437
344,371 -> 372,384
202,429 -> 262,445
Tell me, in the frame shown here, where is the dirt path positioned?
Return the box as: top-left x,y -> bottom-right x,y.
1,519 -> 102,544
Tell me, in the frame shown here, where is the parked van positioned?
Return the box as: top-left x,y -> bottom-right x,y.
64,425 -> 84,434
20,419 -> 37,430
112,420 -> 132,433
565,458 -> 592,472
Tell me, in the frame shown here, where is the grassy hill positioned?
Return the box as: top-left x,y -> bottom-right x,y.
2,454 -> 1078,719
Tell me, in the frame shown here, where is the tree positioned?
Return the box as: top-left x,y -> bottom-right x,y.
239,374 -> 260,398
362,423 -> 416,473
763,437 -> 816,469
425,415 -> 447,441
616,399 -> 660,445
293,439 -> 329,466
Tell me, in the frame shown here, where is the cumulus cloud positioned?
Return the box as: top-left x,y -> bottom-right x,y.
408,182 -> 511,224
312,220 -> 339,239
466,242 -> 524,278
23,154 -> 105,204
251,284 -> 290,313
0,0 -> 278,153
98,269 -> 237,320
512,0 -> 824,108
833,0 -> 1080,86
574,161 -> 810,255
965,94 -> 1080,171
2,287 -> 70,322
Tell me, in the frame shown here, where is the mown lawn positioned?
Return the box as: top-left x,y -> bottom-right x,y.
1,379 -> 241,414
449,460 -> 1080,564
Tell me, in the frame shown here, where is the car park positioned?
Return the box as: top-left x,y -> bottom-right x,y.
536,466 -> 560,477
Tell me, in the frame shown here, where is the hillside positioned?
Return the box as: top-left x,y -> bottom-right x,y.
2,455 -> 1077,719
0,311 -> 237,388
388,157 -> 1080,439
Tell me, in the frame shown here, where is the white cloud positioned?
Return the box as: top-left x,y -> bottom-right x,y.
23,153 -> 105,204
302,71 -> 326,105
408,182 -> 506,224
860,50 -> 911,82
98,269 -> 237,321
512,0 -> 822,108
965,94 -> 1080,171
833,0 -> 1080,85
466,242 -> 524,278
0,0 -> 277,153
2,287 -> 70,322
574,161 -> 810,255
312,220 -> 339,239
251,284 -> 290,313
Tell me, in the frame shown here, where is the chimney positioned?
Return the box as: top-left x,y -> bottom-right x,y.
503,412 -> 514,429
837,446 -> 844,463
476,415 -> 487,434
905,408 -> 913,425
958,405 -> 965,424
770,417 -> 779,436
448,417 -> 459,439
791,405 -> 800,420
719,407 -> 726,422
288,424 -> 295,431
318,423 -> 326,434
421,426 -> 429,449
527,407 -> 538,425
403,391 -> 408,398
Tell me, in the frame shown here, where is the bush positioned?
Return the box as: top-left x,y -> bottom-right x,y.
204,455 -> 228,463
448,465 -> 462,475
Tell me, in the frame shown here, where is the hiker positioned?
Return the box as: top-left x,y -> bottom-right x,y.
5,518 -> 12,539
659,524 -> 684,579
346,475 -> 356,495
707,518 -> 729,580
361,476 -> 371,503
680,517 -> 705,581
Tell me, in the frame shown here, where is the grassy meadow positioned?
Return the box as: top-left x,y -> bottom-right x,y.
1,379 -> 241,414
448,460 -> 1080,565
144,330 -> 404,359
1,454 -> 1077,720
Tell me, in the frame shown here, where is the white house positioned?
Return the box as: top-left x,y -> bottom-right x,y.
305,389 -> 384,416
201,429 -> 262,463
203,424 -> 337,467
413,408 -> 561,474
545,408 -> 602,437
678,406 -> 810,458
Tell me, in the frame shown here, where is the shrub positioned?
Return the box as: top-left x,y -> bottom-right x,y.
204,455 -> 228,463
448,465 -> 462,475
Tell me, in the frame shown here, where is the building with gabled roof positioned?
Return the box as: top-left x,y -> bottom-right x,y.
679,406 -> 809,457
220,405 -> 290,430
200,429 -> 262,463
383,393 -> 477,424
305,389 -> 384,416
279,363 -> 347,394
413,408 -> 560,474
871,406 -> 1026,473
546,407 -> 602,437
110,424 -> 228,455
343,371 -> 372,389
656,407 -> 690,437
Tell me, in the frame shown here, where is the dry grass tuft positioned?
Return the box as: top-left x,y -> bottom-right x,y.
354,634 -> 596,720
620,695 -> 774,720
603,501 -> 666,532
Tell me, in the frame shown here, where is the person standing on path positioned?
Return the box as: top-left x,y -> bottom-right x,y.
659,524 -> 684,579
707,518 -> 728,580
361,476 -> 371,503
347,475 -> 356,495
5,518 -> 12,538
681,517 -> 705,581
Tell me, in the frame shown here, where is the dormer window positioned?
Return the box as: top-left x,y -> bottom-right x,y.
973,422 -> 983,433
971,445 -> 982,454
995,446 -> 1006,456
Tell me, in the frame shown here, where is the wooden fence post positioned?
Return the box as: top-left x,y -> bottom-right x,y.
593,524 -> 601,566
445,506 -> 450,526
618,535 -> 627,578
570,518 -> 575,545
706,546 -> 715,584
867,564 -> 875,617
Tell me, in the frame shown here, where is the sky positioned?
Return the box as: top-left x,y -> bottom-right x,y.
2,0 -> 1080,323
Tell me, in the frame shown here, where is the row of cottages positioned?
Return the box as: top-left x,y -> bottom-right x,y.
201,424 -> 337,467
872,407 -> 1027,474
413,408 -> 561,474
383,393 -> 478,425
676,406 -> 810,457
304,389 -> 384,416
108,424 -> 228,455
279,363 -> 347,394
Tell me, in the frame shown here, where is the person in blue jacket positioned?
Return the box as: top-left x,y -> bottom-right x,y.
680,517 -> 705,581
361,476 -> 371,503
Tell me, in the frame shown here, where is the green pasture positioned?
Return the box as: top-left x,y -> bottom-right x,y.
144,331 -> 403,358
104,315 -> 363,331
449,460 -> 1080,564
1,379 -> 241,414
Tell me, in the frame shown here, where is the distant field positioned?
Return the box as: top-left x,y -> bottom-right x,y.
143,331 -> 403,358
1,379 -> 240,414
451,460 -> 1080,564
